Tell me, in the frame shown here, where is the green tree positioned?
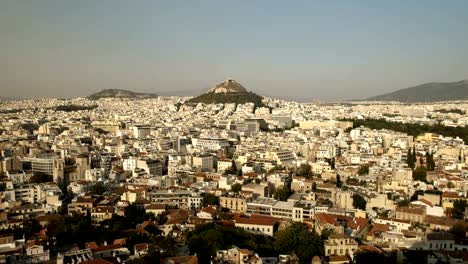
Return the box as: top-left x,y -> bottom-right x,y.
355,250 -> 384,264
449,222 -> 468,243
453,199 -> 468,219
426,152 -> 435,171
413,167 -> 427,182
297,164 -> 312,178
352,194 -> 367,210
187,222 -> 275,264
30,172 -> 53,183
397,199 -> 410,207
231,183 -> 243,193
320,228 -> 335,240
125,203 -> 146,226
358,164 -> 369,176
90,182 -> 106,195
274,223 -> 323,264
336,175 -> 342,188
23,218 -> 42,239
202,193 -> 220,207
274,186 -> 291,201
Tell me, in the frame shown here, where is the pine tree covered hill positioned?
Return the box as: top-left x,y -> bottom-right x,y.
88,89 -> 158,100
186,79 -> 266,107
187,91 -> 265,107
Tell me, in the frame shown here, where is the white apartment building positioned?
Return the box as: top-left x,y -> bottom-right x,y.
192,138 -> 230,151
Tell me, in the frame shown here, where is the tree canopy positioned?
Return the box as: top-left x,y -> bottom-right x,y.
187,223 -> 276,263
274,222 -> 323,264
352,193 -> 367,210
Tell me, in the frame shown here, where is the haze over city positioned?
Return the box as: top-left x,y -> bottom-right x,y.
1,0 -> 468,100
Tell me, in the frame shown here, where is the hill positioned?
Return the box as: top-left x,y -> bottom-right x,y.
366,80 -> 468,102
187,79 -> 265,107
88,89 -> 158,100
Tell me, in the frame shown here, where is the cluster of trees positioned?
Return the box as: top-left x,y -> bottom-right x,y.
274,186 -> 292,201
449,222 -> 468,244
343,118 -> 468,144
1,203 -> 173,264
425,152 -> 436,171
223,160 -> 242,176
187,92 -> 265,108
413,167 -> 428,182
407,147 -> 417,170
54,105 -> 98,112
352,193 -> 367,210
452,199 -> 468,219
0,108 -> 23,114
20,123 -> 39,133
274,173 -> 293,201
201,193 -> 220,207
187,222 -> 323,264
30,172 -> 53,183
90,182 -> 107,195
231,183 -> 242,193
434,108 -> 466,115
187,222 -> 276,263
297,164 -> 313,178
357,164 -> 370,176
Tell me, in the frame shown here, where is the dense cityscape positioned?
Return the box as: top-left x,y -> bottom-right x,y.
0,78 -> 468,264
3,1 -> 468,263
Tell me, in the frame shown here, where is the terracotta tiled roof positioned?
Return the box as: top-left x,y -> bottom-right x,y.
416,199 -> 433,206
80,259 -> 114,264
234,214 -> 278,226
134,243 -> 148,251
442,192 -> 459,198
368,223 -> 389,236
358,244 -> 382,253
112,238 -> 127,245
161,255 -> 198,264
85,241 -> 99,250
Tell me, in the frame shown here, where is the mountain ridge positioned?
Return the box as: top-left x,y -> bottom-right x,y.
88,89 -> 158,100
366,80 -> 468,102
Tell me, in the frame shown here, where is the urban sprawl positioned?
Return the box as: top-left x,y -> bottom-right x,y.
1,95 -> 468,264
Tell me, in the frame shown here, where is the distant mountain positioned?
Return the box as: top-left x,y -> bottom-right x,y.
366,80 -> 468,102
187,79 -> 264,107
0,96 -> 21,101
88,89 -> 158,100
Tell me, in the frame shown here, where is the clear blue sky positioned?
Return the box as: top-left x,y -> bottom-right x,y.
1,0 -> 468,100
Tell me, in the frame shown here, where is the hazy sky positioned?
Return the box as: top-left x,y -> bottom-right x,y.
1,1 -> 468,101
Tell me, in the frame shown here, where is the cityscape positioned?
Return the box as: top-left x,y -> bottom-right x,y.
1,1 -> 468,264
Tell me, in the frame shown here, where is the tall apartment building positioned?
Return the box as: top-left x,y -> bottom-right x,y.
193,154 -> 213,173
131,125 -> 152,139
